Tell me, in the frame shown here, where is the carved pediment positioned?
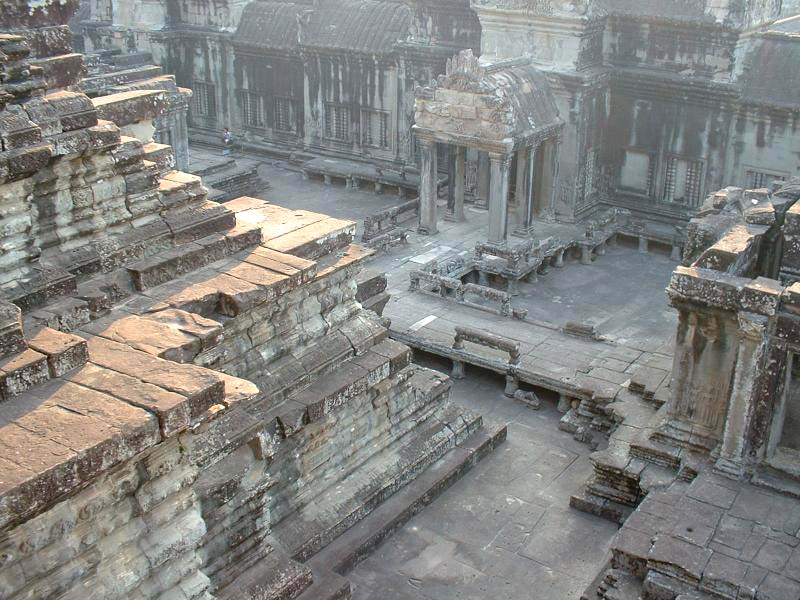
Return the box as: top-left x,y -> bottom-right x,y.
441,50 -> 488,93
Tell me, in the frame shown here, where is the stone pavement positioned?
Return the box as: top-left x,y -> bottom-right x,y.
608,471 -> 800,599
347,364 -> 620,599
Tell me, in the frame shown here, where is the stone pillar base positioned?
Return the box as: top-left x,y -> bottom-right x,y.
504,374 -> 519,398
513,225 -> 535,238
451,359 -> 466,379
580,244 -> 593,265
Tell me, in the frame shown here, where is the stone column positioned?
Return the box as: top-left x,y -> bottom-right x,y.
476,152 -> 490,209
513,146 -> 528,232
174,109 -> 190,171
515,145 -> 536,235
537,138 -> 558,222
418,139 -> 438,235
488,152 -> 510,244
660,307 -> 739,451
447,146 -> 456,213
715,312 -> 769,478
453,145 -> 466,222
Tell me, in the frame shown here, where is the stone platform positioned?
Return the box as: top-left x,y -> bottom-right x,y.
188,144 -> 267,202
596,471 -> 800,599
0,30 -> 502,599
0,195 -> 504,600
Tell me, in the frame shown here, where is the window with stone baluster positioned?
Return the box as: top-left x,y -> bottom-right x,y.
361,109 -> 390,149
324,103 -> 350,142
662,156 -> 703,206
238,90 -> 265,130
191,82 -> 217,121
274,97 -> 298,134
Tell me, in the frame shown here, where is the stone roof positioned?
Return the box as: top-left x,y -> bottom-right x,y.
236,1 -> 299,51
594,0 -> 709,20
738,24 -> 800,109
235,0 -> 413,54
414,51 -> 562,152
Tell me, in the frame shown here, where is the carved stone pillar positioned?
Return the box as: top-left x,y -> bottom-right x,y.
447,146 -> 456,213
514,148 -> 537,237
453,145 -> 466,222
476,151 -> 490,209
418,138 -> 438,235
488,152 -> 510,244
514,146 -> 527,209
515,144 -> 536,236
658,307 -> 740,451
716,312 -> 770,478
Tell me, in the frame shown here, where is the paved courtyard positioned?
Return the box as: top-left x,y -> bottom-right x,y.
348,363 -> 619,599
188,148 -> 679,598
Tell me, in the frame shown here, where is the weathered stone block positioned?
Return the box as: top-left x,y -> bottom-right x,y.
0,348 -> 49,397
27,327 -> 88,377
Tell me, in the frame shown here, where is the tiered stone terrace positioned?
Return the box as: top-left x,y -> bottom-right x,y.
0,24 -> 502,600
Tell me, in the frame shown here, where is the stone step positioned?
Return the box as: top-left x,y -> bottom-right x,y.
142,141 -> 174,174
249,314 -> 391,407
0,347 -> 50,400
295,569 -> 351,600
8,263 -> 78,312
193,157 -> 237,178
282,339 -> 410,427
222,198 -> 356,260
295,423 -> 507,600
754,454 -> 800,499
158,170 -> 209,213
214,545 -> 313,600
163,201 -> 236,244
27,327 -> 89,378
570,490 -> 634,524
263,216 -> 357,261
126,223 -> 262,291
272,399 -> 486,563
80,65 -> 163,95
0,300 -> 26,359
83,336 -> 227,415
629,436 -> 682,471
92,89 -> 164,129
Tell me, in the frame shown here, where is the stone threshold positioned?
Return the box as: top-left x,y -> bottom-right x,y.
296,422 -> 507,600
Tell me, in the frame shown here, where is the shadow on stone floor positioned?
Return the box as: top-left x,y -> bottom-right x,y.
347,362 -> 619,600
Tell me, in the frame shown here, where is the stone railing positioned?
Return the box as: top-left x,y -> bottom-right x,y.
361,199 -> 419,247
453,326 -> 520,364
409,269 -> 525,318
409,270 -> 462,297
451,326 -> 538,405
459,282 -> 513,317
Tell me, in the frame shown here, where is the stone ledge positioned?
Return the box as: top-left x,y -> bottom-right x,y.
296,422 -> 507,600
0,379 -> 160,530
91,89 -> 166,127
0,329 -> 260,530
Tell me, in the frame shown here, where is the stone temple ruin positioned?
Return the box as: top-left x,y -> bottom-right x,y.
2,0 -> 800,599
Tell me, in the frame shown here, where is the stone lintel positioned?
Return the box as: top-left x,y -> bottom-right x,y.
411,124 -> 514,155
